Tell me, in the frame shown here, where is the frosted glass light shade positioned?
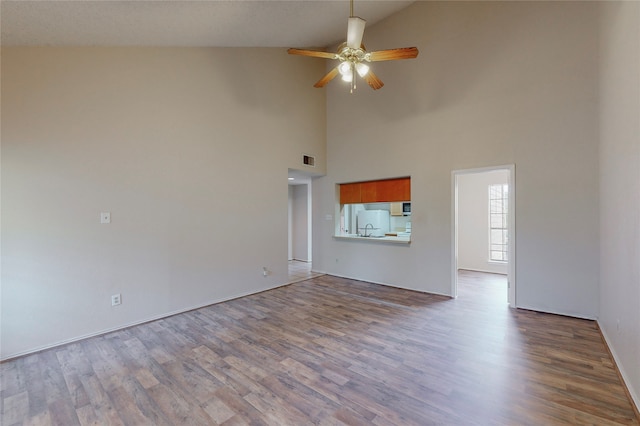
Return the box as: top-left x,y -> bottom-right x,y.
356,63 -> 369,77
338,61 -> 352,76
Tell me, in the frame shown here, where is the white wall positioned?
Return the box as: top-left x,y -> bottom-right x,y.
314,1 -> 600,319
598,1 -> 640,409
457,170 -> 509,275
1,47 -> 326,359
291,184 -> 311,262
288,186 -> 294,261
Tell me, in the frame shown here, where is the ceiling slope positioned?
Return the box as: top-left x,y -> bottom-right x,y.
1,1 -> 414,47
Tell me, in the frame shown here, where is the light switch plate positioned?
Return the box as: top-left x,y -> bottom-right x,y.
101,212 -> 111,224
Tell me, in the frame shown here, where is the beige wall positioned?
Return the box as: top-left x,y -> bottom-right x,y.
598,1 -> 640,409
314,1 -> 600,318
457,170 -> 509,275
2,3 -> 638,407
1,47 -> 326,359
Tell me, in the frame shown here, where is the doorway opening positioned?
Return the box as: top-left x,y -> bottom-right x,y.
452,165 -> 515,307
288,169 -> 318,283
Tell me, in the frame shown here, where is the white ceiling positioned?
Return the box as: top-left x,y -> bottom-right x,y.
1,0 -> 414,48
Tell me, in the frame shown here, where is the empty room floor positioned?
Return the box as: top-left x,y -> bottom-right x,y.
288,260 -> 323,283
1,272 -> 638,425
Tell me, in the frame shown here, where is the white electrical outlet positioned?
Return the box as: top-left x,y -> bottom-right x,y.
101,212 -> 111,224
263,267 -> 268,277
111,293 -> 121,306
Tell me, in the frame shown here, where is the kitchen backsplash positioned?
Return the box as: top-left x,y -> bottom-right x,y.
362,202 -> 411,232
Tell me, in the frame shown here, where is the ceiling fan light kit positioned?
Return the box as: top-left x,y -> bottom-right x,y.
288,0 -> 418,92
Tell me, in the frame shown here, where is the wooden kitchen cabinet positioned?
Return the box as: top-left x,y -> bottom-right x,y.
390,202 -> 403,216
374,178 -> 410,202
340,177 -> 410,204
360,181 -> 378,203
339,182 -> 361,204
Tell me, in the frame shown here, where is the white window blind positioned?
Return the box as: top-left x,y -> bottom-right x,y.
489,184 -> 508,262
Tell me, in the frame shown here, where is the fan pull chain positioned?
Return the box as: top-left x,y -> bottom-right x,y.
349,0 -> 357,93
352,66 -> 356,93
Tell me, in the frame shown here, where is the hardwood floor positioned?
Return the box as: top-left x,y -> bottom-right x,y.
2,272 -> 638,425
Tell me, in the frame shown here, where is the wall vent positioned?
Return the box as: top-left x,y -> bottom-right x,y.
303,155 -> 315,167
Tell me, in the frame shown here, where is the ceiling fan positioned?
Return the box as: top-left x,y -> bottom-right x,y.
288,0 -> 418,92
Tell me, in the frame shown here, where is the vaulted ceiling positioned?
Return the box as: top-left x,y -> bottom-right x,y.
1,1 -> 414,48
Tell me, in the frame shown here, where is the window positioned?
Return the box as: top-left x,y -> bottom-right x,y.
489,184 -> 508,262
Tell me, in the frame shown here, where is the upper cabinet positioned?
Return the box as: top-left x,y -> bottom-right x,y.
340,177 -> 410,203
339,183 -> 362,204
374,178 -> 410,202
360,181 -> 379,202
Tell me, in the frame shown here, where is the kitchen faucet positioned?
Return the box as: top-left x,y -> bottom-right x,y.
364,223 -> 374,237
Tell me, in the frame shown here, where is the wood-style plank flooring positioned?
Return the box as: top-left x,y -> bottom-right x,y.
2,271 -> 638,425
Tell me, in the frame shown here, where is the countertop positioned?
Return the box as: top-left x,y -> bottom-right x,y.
333,234 -> 411,244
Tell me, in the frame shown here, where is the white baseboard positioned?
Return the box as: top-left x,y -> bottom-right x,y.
315,271 -> 451,298
597,320 -> 640,419
457,267 -> 507,275
0,281 -> 292,362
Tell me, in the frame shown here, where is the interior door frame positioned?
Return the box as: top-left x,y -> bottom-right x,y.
288,179 -> 313,263
451,164 -> 516,307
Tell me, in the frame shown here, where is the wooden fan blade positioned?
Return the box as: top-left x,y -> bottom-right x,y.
368,47 -> 419,62
363,70 -> 384,90
314,66 -> 340,88
287,48 -> 337,60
